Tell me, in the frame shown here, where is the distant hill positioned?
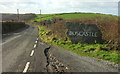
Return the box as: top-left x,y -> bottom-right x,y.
1,13 -> 36,21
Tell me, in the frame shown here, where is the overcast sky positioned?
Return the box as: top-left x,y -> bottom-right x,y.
0,0 -> 119,15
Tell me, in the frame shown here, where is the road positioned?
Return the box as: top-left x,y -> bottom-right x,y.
2,24 -> 119,73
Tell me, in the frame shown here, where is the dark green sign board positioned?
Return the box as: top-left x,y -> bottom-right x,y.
66,22 -> 103,44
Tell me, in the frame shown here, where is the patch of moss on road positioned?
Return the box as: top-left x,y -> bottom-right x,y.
38,25 -> 119,64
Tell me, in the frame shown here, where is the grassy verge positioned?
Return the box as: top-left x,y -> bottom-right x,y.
38,25 -> 119,64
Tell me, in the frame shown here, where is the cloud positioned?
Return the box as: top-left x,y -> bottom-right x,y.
0,0 -> 118,15
0,0 -> 119,2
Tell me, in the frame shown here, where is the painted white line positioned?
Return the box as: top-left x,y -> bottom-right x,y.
30,50 -> 34,57
23,62 -> 30,73
35,41 -> 37,44
13,33 -> 20,35
34,44 -> 37,48
37,38 -> 39,40
0,35 -> 22,45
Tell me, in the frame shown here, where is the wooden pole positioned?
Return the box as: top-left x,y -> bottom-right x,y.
40,9 -> 42,19
17,9 -> 19,21
40,9 -> 41,15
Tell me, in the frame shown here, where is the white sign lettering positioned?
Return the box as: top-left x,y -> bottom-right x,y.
68,31 -> 97,37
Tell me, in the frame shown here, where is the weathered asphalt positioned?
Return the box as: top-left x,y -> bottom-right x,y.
2,24 -> 119,73
49,45 -> 118,72
2,24 -> 39,72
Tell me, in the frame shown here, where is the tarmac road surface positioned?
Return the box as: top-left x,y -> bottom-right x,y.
2,24 -> 119,73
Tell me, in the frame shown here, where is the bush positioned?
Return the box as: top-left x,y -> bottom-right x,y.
2,22 -> 25,34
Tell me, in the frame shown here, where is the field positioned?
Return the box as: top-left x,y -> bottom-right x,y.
31,13 -> 119,63
2,13 -> 37,34
2,13 -> 36,21
31,13 -> 117,21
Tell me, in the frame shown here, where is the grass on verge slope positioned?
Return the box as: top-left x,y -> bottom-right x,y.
38,26 -> 119,64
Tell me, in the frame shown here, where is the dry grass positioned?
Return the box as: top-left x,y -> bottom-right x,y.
45,16 -> 118,45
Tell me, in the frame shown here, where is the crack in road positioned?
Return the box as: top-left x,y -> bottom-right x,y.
44,46 -> 51,72
44,46 -> 69,72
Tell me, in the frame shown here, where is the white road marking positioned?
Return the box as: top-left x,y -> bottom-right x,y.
35,41 -> 37,44
30,50 -> 34,57
23,62 -> 30,73
0,35 -> 22,45
66,67 -> 68,70
34,44 -> 37,48
37,38 -> 39,40
13,33 -> 20,35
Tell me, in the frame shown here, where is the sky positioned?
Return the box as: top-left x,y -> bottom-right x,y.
0,0 -> 119,15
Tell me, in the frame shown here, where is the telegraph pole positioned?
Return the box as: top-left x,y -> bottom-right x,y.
40,9 -> 41,18
40,9 -> 41,15
17,9 -> 19,21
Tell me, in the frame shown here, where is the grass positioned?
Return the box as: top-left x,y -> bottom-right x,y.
38,25 -> 119,64
31,13 -> 118,22
31,14 -> 56,22
57,13 -> 117,20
